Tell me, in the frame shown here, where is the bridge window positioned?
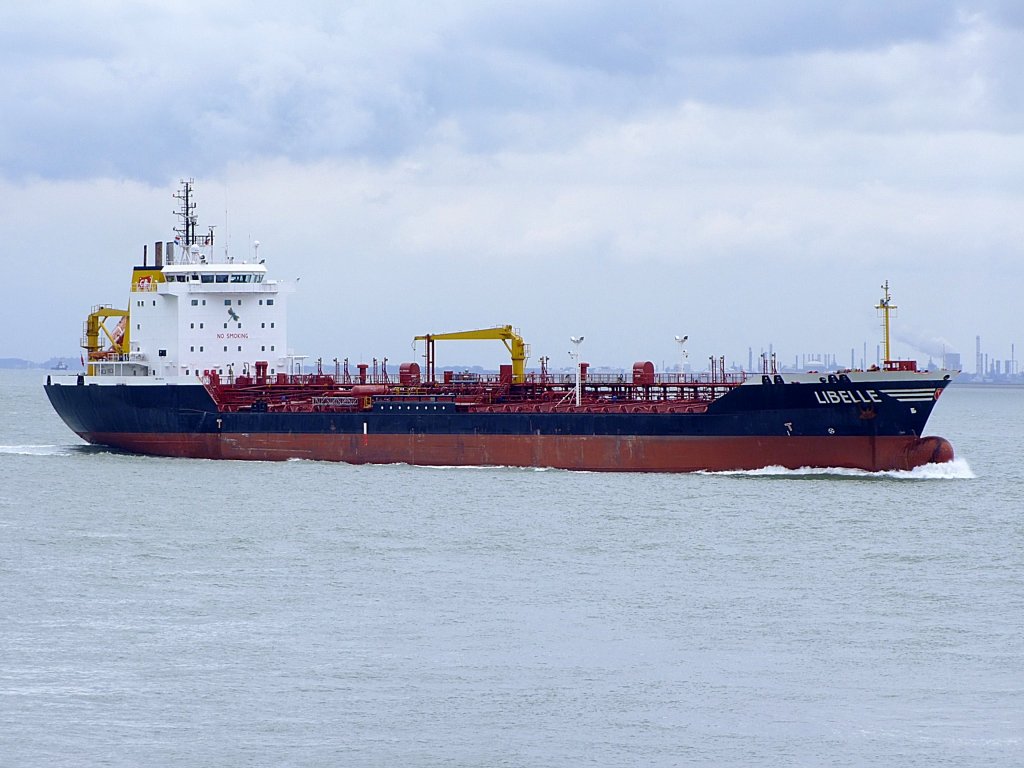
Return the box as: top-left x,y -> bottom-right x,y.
224,300 -> 231,306
267,299 -> 274,306
191,299 -> 198,306
215,274 -> 228,283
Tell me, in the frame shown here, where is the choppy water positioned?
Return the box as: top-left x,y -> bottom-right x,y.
1,369 -> 1020,766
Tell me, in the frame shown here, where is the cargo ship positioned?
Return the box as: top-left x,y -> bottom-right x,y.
45,181 -> 958,472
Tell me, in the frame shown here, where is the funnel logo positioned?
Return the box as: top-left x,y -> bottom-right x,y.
228,307 -> 240,322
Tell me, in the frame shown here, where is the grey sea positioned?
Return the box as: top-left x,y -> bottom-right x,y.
1,369 -> 1020,767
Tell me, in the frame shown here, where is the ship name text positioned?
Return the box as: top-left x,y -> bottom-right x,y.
814,389 -> 882,405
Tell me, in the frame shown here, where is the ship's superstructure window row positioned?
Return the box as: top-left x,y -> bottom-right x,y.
168,273 -> 264,283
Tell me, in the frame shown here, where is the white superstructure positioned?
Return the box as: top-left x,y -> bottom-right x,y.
82,180 -> 293,381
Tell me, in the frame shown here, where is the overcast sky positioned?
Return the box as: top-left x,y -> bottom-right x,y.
2,1 -> 1021,373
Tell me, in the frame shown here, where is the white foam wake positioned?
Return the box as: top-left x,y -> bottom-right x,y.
0,444 -> 77,457
705,457 -> 975,480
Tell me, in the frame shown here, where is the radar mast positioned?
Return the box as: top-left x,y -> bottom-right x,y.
173,179 -> 198,246
875,279 -> 897,365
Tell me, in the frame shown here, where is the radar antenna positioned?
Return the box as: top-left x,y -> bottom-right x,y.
173,179 -> 198,246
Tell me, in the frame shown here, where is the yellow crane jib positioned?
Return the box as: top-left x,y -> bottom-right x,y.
415,325 -> 530,384
83,306 -> 131,369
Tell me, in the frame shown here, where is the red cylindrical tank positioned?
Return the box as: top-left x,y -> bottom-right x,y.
399,362 -> 421,386
351,385 -> 387,397
632,361 -> 655,385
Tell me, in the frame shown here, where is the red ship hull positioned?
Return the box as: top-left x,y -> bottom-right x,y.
80,431 -> 954,472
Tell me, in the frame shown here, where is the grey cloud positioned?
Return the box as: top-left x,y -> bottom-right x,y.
0,1 -> 1017,183
465,0 -> 960,66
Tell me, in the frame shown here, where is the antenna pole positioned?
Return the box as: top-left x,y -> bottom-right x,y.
173,179 -> 197,246
875,280 -> 897,365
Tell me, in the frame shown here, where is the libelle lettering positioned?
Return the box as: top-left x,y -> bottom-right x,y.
814,389 -> 881,405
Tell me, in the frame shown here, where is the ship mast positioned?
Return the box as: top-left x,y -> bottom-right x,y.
876,279 -> 897,365
173,179 -> 197,246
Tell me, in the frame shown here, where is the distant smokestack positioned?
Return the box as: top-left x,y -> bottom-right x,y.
155,241 -> 163,268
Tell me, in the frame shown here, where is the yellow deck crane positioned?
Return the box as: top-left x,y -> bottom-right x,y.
414,325 -> 530,384
82,305 -> 131,374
